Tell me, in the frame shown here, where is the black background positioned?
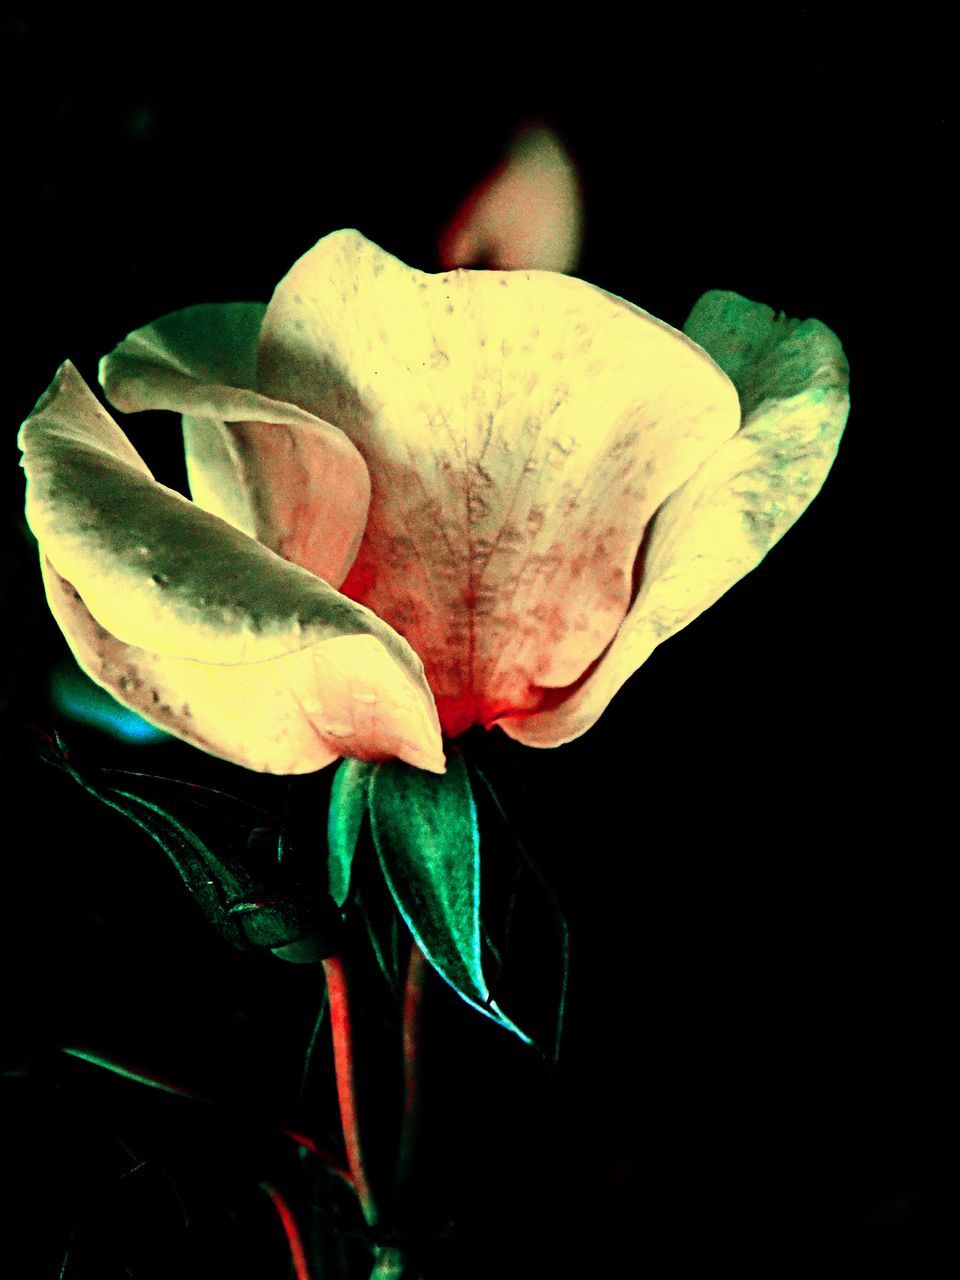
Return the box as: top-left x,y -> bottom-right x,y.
1,11 -> 947,1278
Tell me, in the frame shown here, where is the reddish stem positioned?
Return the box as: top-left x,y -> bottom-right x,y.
259,1182 -> 312,1280
322,954 -> 380,1228
394,942 -> 427,1197
60,1046 -> 352,1185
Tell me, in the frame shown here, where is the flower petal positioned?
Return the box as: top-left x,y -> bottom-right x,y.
498,291 -> 850,746
100,302 -> 370,587
257,230 -> 739,736
438,124 -> 583,273
19,363 -> 444,773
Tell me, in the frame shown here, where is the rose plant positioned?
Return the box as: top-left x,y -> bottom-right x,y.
17,228 -> 849,1277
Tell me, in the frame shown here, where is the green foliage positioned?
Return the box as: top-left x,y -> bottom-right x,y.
39,734 -> 339,956
367,751 -> 530,1043
469,764 -> 569,1066
327,758 -> 374,907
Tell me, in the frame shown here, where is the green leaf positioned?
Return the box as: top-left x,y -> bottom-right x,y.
44,736 -> 334,954
369,752 -> 530,1043
51,743 -> 253,945
471,763 -> 569,1066
357,895 -> 401,999
327,758 -> 374,907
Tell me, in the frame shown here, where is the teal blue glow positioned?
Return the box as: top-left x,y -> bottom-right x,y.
368,755 -> 532,1045
50,663 -> 170,744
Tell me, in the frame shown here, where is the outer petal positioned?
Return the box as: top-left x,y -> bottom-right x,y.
498,291 -> 850,747
99,302 -> 370,588
19,363 -> 444,774
257,230 -> 739,736
438,124 -> 584,273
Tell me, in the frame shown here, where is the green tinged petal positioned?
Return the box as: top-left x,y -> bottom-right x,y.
19,363 -> 444,775
99,301 -> 372,589
99,301 -> 318,425
682,289 -> 849,422
499,289 -> 849,748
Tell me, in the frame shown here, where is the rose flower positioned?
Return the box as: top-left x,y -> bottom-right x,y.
18,230 -> 848,775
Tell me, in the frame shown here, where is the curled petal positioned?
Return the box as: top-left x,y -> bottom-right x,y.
100,302 -> 370,588
257,230 -> 739,737
439,123 -> 584,273
19,363 -> 444,774
498,291 -> 850,746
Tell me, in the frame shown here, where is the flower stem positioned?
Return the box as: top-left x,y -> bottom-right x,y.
394,941 -> 427,1199
259,1182 -> 312,1280
322,954 -> 380,1229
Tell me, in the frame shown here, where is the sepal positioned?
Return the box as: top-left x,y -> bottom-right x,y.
367,748 -> 530,1043
327,758 -> 375,908
39,735 -> 341,960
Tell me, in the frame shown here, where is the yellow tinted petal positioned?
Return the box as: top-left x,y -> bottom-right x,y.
100,302 -> 370,587
258,231 -> 739,736
41,558 -> 445,773
20,363 -> 443,773
498,292 -> 850,746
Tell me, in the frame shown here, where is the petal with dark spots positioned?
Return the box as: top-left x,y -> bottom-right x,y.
257,231 -> 739,736
20,363 -> 443,773
498,291 -> 850,746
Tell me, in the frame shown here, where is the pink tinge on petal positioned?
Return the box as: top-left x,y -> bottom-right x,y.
96,301 -> 373,592
259,234 -> 739,745
438,123 -> 583,273
203,418 -> 371,589
336,482 -> 640,741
